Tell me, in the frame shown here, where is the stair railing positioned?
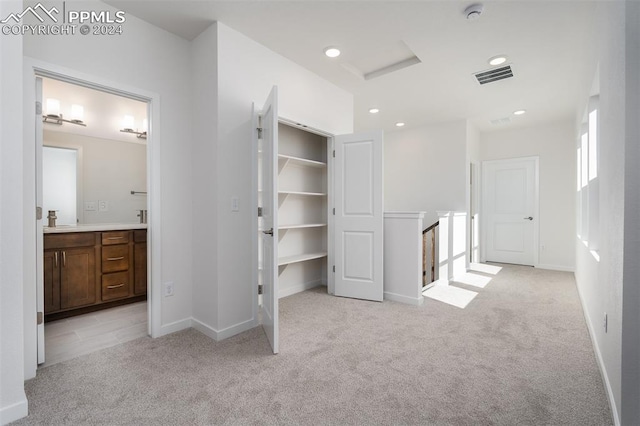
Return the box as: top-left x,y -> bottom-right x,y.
422,221 -> 439,286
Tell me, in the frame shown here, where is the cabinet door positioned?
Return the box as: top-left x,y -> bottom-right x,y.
61,247 -> 97,309
134,242 -> 147,295
43,250 -> 61,313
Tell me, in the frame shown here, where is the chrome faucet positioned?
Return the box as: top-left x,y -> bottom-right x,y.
47,210 -> 57,228
137,209 -> 148,224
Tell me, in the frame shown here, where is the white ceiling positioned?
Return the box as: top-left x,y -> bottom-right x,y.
105,0 -> 598,133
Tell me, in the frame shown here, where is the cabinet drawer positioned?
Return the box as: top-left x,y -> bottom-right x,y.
45,233 -> 96,250
102,231 -> 130,245
102,245 -> 129,273
102,272 -> 130,301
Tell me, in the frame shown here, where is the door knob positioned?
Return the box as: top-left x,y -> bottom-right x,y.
263,228 -> 274,236
524,216 -> 533,221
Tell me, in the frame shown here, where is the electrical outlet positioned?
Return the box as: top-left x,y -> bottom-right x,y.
604,313 -> 608,333
541,244 -> 546,251
84,201 -> 97,211
164,282 -> 174,297
98,200 -> 109,212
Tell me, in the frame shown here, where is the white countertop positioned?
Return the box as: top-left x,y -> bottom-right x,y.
44,223 -> 147,234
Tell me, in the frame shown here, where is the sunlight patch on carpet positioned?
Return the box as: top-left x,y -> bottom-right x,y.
470,262 -> 502,275
422,284 -> 478,309
453,272 -> 492,288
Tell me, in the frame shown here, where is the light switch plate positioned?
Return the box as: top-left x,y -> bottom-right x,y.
85,201 -> 97,211
98,200 -> 109,212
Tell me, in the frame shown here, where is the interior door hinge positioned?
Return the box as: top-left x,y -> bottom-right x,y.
332,150 -> 335,158
258,284 -> 263,295
333,208 -> 335,215
36,101 -> 42,115
257,127 -> 263,139
332,265 -> 335,273
258,207 -> 263,217
36,206 -> 43,220
37,311 -> 43,325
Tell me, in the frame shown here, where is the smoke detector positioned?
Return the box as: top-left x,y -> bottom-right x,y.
464,4 -> 484,20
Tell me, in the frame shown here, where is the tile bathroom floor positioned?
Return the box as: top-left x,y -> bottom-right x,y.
42,301 -> 148,368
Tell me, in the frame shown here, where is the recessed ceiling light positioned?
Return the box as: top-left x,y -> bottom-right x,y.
324,47 -> 341,58
488,55 -> 507,66
369,108 -> 380,114
513,109 -> 526,116
395,122 -> 405,127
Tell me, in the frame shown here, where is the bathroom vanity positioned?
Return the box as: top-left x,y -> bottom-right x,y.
43,224 -> 147,321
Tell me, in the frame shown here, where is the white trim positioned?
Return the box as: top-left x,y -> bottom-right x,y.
575,281 -> 620,426
535,264 -> 575,272
384,291 -> 424,306
0,398 -> 28,426
158,318 -> 193,337
22,58 -> 163,372
193,318 -> 259,341
384,211 -> 426,219
279,279 -> 323,299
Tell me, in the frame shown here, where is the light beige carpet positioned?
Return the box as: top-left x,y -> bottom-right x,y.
14,264 -> 612,425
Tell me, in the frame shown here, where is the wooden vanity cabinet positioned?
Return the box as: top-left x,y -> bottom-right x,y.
44,233 -> 98,313
133,230 -> 147,295
44,229 -> 147,320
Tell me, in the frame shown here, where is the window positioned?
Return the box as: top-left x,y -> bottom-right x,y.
576,95 -> 599,256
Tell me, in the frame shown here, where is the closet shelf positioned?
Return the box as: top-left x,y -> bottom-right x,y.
279,223 -> 327,230
278,190 -> 327,196
278,154 -> 326,168
278,252 -> 327,266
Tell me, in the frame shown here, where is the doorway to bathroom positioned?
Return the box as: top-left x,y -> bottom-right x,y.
36,76 -> 150,367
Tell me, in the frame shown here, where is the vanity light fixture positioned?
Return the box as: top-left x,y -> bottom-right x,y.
324,46 -> 341,58
42,98 -> 87,127
120,115 -> 147,139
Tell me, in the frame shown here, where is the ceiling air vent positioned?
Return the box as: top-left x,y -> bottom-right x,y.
490,116 -> 512,125
474,65 -> 513,85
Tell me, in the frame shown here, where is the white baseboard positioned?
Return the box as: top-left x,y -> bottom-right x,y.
384,291 -> 424,306
536,264 -> 575,272
575,283 -> 620,426
0,397 -> 28,425
279,279 -> 323,299
158,318 -> 192,337
191,317 -> 258,341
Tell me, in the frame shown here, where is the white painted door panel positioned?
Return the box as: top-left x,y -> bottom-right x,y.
334,131 -> 384,301
260,87 -> 279,354
483,157 -> 538,266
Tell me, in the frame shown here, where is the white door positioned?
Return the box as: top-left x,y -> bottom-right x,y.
259,87 -> 279,354
482,157 -> 538,266
36,77 -> 45,364
334,131 -> 384,301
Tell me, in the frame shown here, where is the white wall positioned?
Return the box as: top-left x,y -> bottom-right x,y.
384,120 -> 468,227
44,131 -> 147,224
479,121 -> 576,271
190,22 -> 219,336
0,1 -> 28,423
190,22 -> 353,337
22,0 -> 194,378
621,2 -> 640,424
574,2 -> 633,424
